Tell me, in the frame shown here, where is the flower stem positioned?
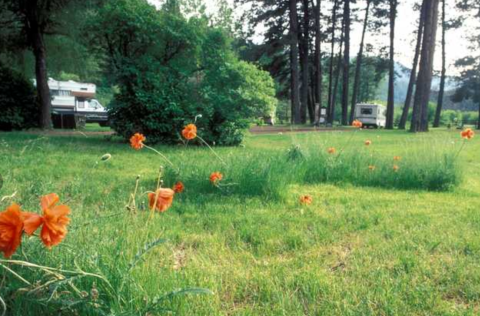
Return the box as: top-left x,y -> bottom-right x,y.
128,175 -> 140,214
335,128 -> 359,161
143,145 -> 176,169
453,139 -> 466,162
197,135 -> 227,166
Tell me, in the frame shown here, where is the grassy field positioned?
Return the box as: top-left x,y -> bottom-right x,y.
0,128 -> 479,315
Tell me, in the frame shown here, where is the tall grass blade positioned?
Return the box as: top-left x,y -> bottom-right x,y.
128,238 -> 168,272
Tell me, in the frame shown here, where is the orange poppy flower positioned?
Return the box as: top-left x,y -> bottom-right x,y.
209,172 -> 223,184
368,165 -> 376,171
327,147 -> 336,154
393,156 -> 401,161
352,120 -> 363,128
148,188 -> 175,212
299,195 -> 312,205
365,140 -> 372,146
0,204 -> 24,258
130,133 -> 146,150
173,181 -> 184,193
393,165 -> 400,172
461,128 -> 475,140
182,124 -> 197,140
23,193 -> 71,248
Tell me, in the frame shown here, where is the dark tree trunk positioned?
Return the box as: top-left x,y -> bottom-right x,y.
26,8 -> 52,129
300,0 -> 310,123
433,0 -> 446,128
478,99 -> 480,129
327,0 -> 339,124
349,0 -> 371,124
289,0 -> 301,124
399,0 -> 426,129
385,0 -> 397,129
34,41 -> 52,129
313,0 -> 322,124
331,19 -> 345,123
410,0 -> 440,133
308,87 -> 315,121
341,0 -> 350,126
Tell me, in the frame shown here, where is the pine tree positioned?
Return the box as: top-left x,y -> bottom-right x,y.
289,0 -> 302,124
327,0 -> 340,124
313,0 -> 323,124
410,0 -> 441,132
399,2 -> 425,130
350,0 -> 371,123
385,0 -> 397,129
433,0 -> 446,127
299,0 -> 310,123
341,0 -> 351,125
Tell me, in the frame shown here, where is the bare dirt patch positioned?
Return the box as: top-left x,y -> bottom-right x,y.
249,126 -> 355,134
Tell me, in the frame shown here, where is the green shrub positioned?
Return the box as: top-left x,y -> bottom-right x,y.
94,0 -> 276,146
462,111 -> 478,125
0,64 -> 39,131
440,110 -> 461,126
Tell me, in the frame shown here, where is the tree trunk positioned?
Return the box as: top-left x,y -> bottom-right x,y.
308,87 -> 315,122
341,0 -> 350,126
478,99 -> 480,129
313,0 -> 322,124
327,0 -> 339,124
289,0 -> 301,124
331,19 -> 345,123
300,0 -> 310,124
433,0 -> 446,128
399,0 -> 425,130
385,0 -> 397,129
28,12 -> 52,129
410,0 -> 440,133
349,0 -> 370,124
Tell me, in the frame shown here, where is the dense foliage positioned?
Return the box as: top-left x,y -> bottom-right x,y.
0,64 -> 39,131
90,0 -> 276,145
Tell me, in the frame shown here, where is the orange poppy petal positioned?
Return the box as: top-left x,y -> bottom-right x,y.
41,193 -> 59,212
23,212 -> 43,235
0,204 -> 24,258
49,204 -> 71,218
148,192 -> 155,209
148,189 -> 175,212
44,205 -> 70,235
40,221 -> 68,248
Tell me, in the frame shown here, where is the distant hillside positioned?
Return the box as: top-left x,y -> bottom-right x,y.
374,63 -> 475,111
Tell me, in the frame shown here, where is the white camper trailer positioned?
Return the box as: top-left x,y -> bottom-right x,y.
47,78 -> 109,128
33,78 -> 109,128
353,103 -> 386,128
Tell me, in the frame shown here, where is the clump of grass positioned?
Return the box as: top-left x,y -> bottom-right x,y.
163,136 -> 462,197
162,151 -> 292,200
298,134 -> 463,191
299,150 -> 459,191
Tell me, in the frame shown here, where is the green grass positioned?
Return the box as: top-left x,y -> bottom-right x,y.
0,128 -> 479,315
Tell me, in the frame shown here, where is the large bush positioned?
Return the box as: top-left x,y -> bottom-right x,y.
0,64 -> 39,130
92,0 -> 276,146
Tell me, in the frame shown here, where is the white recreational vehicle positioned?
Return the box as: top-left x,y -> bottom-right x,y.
353,103 -> 386,128
48,78 -> 109,127
34,78 -> 109,128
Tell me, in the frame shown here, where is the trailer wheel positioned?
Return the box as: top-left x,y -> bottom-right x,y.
99,121 -> 109,127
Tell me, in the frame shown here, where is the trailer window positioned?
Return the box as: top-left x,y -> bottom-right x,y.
53,90 -> 71,96
77,100 -> 85,109
360,108 -> 373,115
